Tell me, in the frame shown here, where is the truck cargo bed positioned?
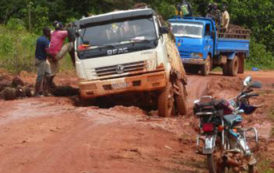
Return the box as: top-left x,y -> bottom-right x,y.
217,38 -> 249,53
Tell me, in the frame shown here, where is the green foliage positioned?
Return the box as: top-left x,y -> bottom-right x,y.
0,25 -> 37,73
228,0 -> 274,55
157,1 -> 176,19
246,38 -> 274,69
6,18 -> 25,31
0,0 -> 273,71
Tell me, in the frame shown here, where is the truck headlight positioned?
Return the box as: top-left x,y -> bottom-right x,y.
145,59 -> 157,71
191,53 -> 203,59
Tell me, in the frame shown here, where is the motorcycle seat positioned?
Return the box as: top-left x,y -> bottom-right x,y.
224,114 -> 243,126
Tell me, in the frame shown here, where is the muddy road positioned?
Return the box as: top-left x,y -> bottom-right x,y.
0,71 -> 273,173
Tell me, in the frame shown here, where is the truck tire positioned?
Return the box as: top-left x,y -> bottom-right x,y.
238,55 -> 245,74
228,56 -> 239,76
201,56 -> 211,76
185,66 -> 199,74
158,82 -> 174,117
174,80 -> 187,115
222,64 -> 229,76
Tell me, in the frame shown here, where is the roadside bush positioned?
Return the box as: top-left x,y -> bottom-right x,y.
246,38 -> 274,70
0,25 -> 37,73
6,18 -> 26,31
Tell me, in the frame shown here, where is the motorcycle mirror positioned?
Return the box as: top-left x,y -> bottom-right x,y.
243,76 -> 252,86
194,99 -> 200,104
249,81 -> 262,89
239,109 -> 245,114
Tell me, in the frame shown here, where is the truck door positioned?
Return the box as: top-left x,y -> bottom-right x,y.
204,23 -> 213,57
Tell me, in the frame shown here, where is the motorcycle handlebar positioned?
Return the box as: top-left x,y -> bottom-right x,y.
246,93 -> 259,97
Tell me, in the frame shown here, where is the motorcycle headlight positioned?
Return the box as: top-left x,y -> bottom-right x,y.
191,53 -> 203,59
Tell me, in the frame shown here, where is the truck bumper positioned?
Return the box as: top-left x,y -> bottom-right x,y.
79,71 -> 167,99
182,58 -> 205,65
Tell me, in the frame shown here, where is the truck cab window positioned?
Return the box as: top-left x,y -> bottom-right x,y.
205,24 -> 211,36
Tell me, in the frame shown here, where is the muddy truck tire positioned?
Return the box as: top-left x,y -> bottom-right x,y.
174,80 -> 187,115
227,56 -> 239,76
158,82 -> 175,117
201,56 -> 212,76
163,35 -> 188,116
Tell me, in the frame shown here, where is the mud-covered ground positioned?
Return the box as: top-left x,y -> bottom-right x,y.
0,70 -> 273,173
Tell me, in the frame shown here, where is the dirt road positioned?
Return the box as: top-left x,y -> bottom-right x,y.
0,71 -> 273,173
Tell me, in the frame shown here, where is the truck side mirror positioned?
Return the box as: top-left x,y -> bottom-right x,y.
160,26 -> 169,34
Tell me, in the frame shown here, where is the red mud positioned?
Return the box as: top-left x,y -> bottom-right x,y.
0,71 -> 273,173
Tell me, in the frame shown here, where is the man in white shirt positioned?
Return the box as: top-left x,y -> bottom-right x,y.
221,5 -> 230,31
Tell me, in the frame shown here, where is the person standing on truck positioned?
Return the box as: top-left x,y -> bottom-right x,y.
176,0 -> 192,17
47,21 -> 75,89
34,27 -> 51,96
206,3 -> 221,29
221,4 -> 230,31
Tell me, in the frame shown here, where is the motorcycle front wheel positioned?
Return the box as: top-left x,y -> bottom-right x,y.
207,154 -> 218,173
248,165 -> 256,173
207,154 -> 226,173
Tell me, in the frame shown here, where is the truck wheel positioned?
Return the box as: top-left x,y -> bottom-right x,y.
238,55 -> 245,74
174,80 -> 187,115
158,82 -> 175,117
228,56 -> 239,76
185,65 -> 199,74
201,56 -> 211,76
222,64 -> 229,76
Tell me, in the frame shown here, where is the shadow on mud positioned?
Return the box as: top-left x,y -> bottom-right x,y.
52,86 -> 156,111
52,86 -> 79,97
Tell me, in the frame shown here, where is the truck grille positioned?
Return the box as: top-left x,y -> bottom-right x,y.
95,61 -> 145,77
179,50 -> 191,58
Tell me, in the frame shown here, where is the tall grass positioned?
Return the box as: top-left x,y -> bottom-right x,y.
0,24 -> 37,73
0,20 -> 73,74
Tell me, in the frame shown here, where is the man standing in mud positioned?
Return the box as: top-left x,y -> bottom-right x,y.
34,27 -> 51,96
47,21 -> 75,89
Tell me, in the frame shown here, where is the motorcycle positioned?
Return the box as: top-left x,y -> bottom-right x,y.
194,76 -> 261,173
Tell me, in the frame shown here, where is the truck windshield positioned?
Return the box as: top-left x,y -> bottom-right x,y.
78,17 -> 157,49
170,23 -> 203,38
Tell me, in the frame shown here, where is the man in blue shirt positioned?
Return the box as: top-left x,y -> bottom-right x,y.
34,27 -> 51,96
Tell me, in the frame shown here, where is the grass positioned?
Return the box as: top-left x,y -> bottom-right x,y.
257,159 -> 274,173
0,24 -> 74,74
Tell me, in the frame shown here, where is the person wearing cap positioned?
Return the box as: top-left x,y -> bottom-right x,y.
221,5 -> 230,31
34,27 -> 51,96
47,21 -> 74,89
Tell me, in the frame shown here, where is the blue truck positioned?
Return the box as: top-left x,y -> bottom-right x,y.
168,17 -> 250,76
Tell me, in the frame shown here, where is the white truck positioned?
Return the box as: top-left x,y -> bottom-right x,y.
73,8 -> 188,117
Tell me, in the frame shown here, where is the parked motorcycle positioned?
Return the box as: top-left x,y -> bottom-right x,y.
194,76 -> 261,173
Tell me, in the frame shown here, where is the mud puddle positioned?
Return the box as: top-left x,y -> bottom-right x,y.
0,71 -> 273,172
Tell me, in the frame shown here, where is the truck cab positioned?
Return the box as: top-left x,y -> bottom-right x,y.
73,8 -> 187,117
169,17 -> 250,76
